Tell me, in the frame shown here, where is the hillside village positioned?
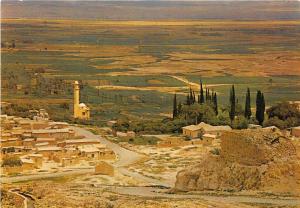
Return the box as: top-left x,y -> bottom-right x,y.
0,111 -> 116,176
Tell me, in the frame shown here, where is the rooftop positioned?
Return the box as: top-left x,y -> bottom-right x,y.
36,138 -> 56,142
65,138 -> 99,144
78,145 -> 100,153
182,122 -> 232,132
37,146 -> 62,151
32,128 -> 71,134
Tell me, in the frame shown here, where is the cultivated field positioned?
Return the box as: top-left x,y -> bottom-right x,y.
2,19 -> 300,120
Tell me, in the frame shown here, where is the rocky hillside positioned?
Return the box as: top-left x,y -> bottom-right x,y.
175,129 -> 300,195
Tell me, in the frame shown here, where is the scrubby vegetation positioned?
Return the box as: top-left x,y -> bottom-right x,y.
1,156 -> 22,167
264,102 -> 300,129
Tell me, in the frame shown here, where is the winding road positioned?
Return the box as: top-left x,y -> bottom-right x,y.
73,127 -> 173,187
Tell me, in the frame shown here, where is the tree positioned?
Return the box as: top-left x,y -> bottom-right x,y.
186,93 -> 190,105
172,93 -> 178,119
212,92 -> 218,115
199,80 -> 205,104
244,88 -> 251,119
229,85 -> 236,123
177,102 -> 182,115
256,90 -> 265,125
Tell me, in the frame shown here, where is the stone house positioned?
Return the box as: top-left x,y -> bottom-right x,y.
28,154 -> 43,168
32,128 -> 74,140
36,146 -> 62,158
182,125 -> 203,138
36,138 -> 57,146
201,133 -> 217,145
20,158 -> 35,171
182,122 -> 232,139
61,156 -> 80,167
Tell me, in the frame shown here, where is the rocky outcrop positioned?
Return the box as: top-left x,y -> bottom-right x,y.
175,129 -> 300,194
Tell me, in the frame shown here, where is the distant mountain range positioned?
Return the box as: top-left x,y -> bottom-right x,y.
2,1 -> 300,20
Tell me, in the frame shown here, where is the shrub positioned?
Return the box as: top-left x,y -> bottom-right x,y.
264,116 -> 287,129
2,156 -> 22,167
266,102 -> 300,128
210,148 -> 220,155
232,116 -> 248,129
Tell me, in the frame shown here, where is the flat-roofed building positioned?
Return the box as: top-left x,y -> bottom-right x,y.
1,138 -> 22,147
182,122 -> 232,138
20,158 -> 35,171
27,154 -> 43,168
32,128 -> 74,139
61,138 -> 100,147
182,125 -> 203,138
36,137 -> 57,145
23,138 -> 35,147
48,121 -> 69,129
37,146 -> 62,158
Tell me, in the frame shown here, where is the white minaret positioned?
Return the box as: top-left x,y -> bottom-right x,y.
74,81 -> 80,118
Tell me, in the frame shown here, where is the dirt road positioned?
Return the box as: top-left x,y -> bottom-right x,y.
107,186 -> 300,206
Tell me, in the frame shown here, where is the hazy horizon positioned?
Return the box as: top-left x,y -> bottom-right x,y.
2,1 -> 300,20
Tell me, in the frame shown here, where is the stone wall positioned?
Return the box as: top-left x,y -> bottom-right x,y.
220,130 -> 296,166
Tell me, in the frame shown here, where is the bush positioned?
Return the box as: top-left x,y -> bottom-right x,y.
267,102 -> 300,121
266,102 -> 300,128
210,148 -> 220,155
232,116 -> 248,129
264,116 -> 287,129
2,156 -> 22,167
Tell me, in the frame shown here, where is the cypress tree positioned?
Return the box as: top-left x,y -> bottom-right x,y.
177,102 -> 182,115
229,85 -> 236,123
186,93 -> 190,105
173,93 -> 177,119
205,88 -> 208,101
244,88 -> 251,119
213,92 -> 218,115
189,87 -> 194,104
192,90 -> 196,104
199,80 -> 204,104
256,90 -> 265,125
261,93 -> 265,124
207,89 -> 210,102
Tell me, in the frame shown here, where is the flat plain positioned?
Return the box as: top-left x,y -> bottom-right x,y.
2,19 -> 300,120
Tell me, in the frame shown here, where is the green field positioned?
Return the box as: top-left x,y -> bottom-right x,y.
2,19 -> 300,123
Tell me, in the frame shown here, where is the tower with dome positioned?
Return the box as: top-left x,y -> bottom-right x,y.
73,81 -> 90,120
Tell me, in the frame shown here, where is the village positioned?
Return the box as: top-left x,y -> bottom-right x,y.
0,110 -> 117,177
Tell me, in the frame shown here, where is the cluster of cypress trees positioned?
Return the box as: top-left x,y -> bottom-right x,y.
229,85 -> 266,124
173,80 -> 267,125
172,80 -> 218,119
